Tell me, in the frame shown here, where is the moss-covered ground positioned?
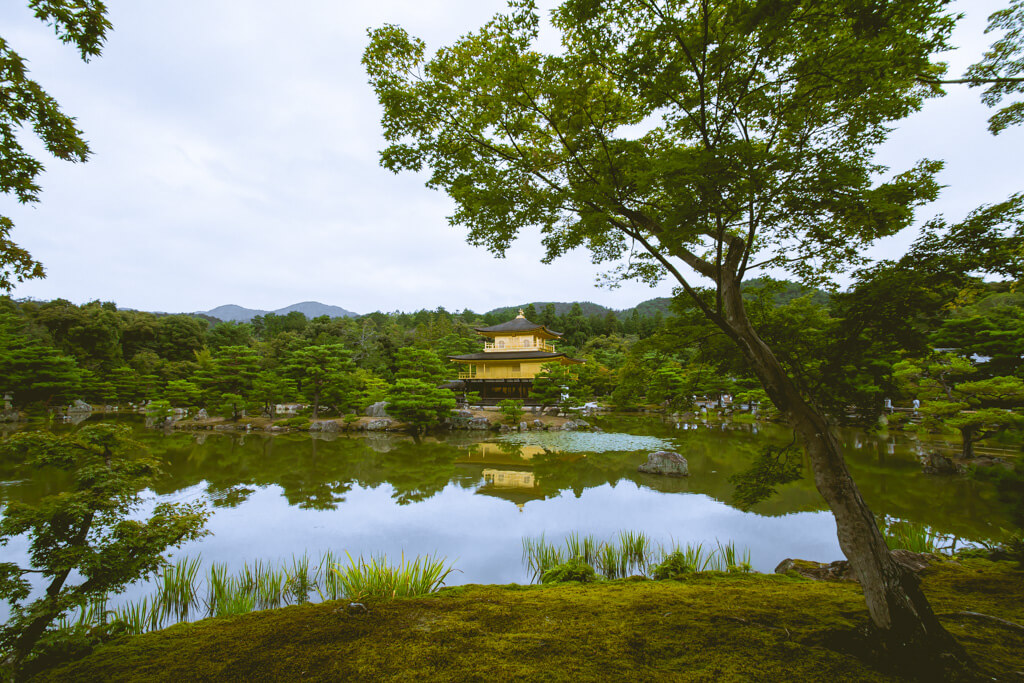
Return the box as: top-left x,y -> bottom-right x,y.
33,559 -> 1024,682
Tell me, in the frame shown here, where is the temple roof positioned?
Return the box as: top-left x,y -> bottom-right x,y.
448,350 -> 584,363
474,311 -> 562,337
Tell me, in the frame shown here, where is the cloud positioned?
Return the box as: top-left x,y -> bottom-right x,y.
2,0 -> 1019,313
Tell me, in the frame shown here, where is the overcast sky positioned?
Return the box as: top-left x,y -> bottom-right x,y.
2,1 -> 1021,315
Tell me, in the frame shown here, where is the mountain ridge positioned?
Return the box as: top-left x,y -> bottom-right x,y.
198,302 -> 358,323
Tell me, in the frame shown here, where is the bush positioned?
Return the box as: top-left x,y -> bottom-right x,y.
650,551 -> 695,580
274,416 -> 310,429
540,558 -> 597,584
498,399 -> 524,425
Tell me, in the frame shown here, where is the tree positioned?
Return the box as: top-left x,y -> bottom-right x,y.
385,379 -> 456,433
0,312 -> 81,407
164,379 -> 202,408
365,0 -> 968,660
197,345 -> 260,415
393,347 -> 449,384
896,355 -> 1024,458
0,1 -> 111,291
498,398 -> 525,425
0,424 -> 208,674
251,371 -> 297,418
529,362 -> 574,408
286,344 -> 353,418
963,1 -> 1024,134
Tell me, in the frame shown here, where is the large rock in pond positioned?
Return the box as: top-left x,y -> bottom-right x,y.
637,451 -> 689,477
365,401 -> 389,418
365,418 -> 391,431
921,452 -> 962,475
309,420 -> 340,433
468,416 -> 491,430
68,399 -> 92,413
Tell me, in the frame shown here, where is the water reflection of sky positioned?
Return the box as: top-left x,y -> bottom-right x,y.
170,480 -> 840,585
2,416 -> 1018,619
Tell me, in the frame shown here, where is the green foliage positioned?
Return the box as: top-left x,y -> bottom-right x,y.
964,1 -> 1024,134
0,1 -> 112,290
973,462 -> 1024,528
729,440 -> 803,510
330,552 -> 458,601
540,558 -> 597,584
0,424 -> 208,672
528,363 -> 574,408
21,560 -> 1024,682
286,344 -> 354,418
498,399 -> 524,425
393,347 -> 449,384
274,416 -> 311,429
879,519 -> 942,554
145,399 -> 174,423
385,379 -> 456,432
897,353 -> 1024,458
164,380 -> 202,408
650,548 -> 702,579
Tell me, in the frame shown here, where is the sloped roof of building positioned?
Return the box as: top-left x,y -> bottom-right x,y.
448,350 -> 584,363
474,312 -> 562,337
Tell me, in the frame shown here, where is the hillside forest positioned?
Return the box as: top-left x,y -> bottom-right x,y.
1,266 -> 1022,452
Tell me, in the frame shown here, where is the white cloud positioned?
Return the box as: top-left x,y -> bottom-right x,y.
2,0 -> 1019,313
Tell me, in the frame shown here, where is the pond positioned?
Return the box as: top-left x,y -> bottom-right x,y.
0,414 -> 1018,603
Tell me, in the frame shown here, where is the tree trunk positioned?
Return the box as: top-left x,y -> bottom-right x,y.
13,512 -> 95,668
960,427 -> 976,460
715,276 -> 966,665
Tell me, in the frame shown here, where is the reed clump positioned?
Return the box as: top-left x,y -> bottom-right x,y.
59,550 -> 457,638
522,532 -> 752,583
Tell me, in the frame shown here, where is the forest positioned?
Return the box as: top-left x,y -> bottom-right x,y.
2,264 -> 1021,455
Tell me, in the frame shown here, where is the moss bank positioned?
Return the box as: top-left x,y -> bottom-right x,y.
34,559 -> 1024,682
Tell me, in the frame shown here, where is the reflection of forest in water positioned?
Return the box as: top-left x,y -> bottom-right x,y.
0,415 -> 1018,543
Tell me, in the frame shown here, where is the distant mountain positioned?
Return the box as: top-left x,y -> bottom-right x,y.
274,301 -> 359,319
198,302 -> 358,323
486,301 -> 614,318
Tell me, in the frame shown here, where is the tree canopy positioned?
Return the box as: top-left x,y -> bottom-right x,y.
0,1 -> 111,290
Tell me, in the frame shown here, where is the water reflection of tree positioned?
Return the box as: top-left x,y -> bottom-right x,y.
5,423 -> 1016,542
374,441 -> 462,505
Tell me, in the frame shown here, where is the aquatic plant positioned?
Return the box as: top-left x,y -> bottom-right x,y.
330,552 -> 458,600
541,558 -> 597,584
111,597 -> 163,636
522,535 -> 565,582
158,556 -> 202,621
880,518 -> 943,554
285,554 -> 314,605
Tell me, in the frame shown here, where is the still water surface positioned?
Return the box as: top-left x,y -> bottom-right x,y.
0,415 -> 1016,592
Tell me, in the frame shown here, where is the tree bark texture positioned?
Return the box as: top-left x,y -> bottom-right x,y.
715,275 -> 965,661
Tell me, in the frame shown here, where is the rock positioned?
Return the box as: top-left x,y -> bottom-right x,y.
366,401 -> 389,418
775,551 -> 937,583
195,408 -> 208,420
499,424 -> 511,433
468,416 -> 491,430
533,419 -> 544,429
309,420 -> 340,433
68,399 -> 92,413
543,406 -> 560,416
455,410 -> 473,419
972,456 -> 1011,470
519,421 -> 528,432
637,451 -> 689,477
922,452 -> 962,475
773,558 -> 857,582
365,418 -> 391,431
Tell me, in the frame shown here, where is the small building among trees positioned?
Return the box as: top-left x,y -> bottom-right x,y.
448,310 -> 583,404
